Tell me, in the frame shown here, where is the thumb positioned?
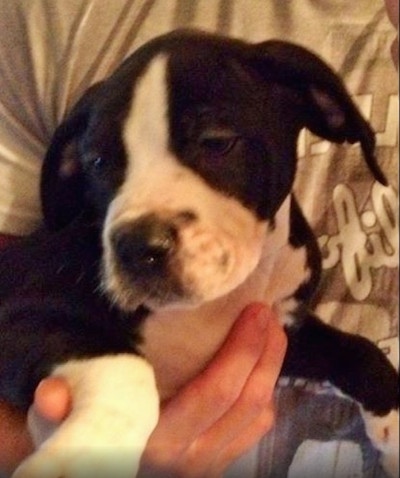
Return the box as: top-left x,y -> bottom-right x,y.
28,377 -> 71,447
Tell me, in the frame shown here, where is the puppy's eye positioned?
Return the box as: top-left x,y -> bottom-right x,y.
198,130 -> 239,156
87,155 -> 105,171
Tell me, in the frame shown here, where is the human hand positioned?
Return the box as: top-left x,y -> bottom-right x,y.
0,303 -> 287,478
139,303 -> 287,478
0,377 -> 72,474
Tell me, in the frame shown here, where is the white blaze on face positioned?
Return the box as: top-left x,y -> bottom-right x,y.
102,54 -> 268,310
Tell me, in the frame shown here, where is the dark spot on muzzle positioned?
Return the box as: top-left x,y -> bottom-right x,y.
111,215 -> 179,279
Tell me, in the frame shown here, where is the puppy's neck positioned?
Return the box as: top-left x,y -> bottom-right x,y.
140,196 -> 298,400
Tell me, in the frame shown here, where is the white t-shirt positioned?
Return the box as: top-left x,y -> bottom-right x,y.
0,1 -> 397,477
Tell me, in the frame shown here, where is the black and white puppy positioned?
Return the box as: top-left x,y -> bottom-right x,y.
0,30 -> 398,478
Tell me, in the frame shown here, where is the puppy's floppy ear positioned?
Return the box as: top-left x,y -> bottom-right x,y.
249,40 -> 387,185
40,83 -> 103,231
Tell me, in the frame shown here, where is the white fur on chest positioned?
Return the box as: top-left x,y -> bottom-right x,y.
140,199 -> 310,400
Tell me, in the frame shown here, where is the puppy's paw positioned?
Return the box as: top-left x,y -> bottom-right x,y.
12,446 -> 146,478
14,354 -> 159,478
12,450 -> 64,478
363,409 -> 399,478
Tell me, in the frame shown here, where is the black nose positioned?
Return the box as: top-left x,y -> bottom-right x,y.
111,216 -> 177,277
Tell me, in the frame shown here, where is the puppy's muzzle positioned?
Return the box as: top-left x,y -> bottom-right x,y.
106,209 -> 233,309
111,215 -> 178,279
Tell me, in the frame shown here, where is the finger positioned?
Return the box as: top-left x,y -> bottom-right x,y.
154,304 -> 275,445
33,376 -> 71,422
192,314 -> 286,453
27,377 -> 72,447
141,304 -> 275,471
175,407 -> 275,478
214,315 -> 287,470
212,406 -> 275,476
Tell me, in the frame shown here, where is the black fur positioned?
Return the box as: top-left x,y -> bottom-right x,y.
0,218 -> 144,410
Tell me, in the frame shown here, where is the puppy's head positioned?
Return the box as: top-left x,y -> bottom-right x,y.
41,30 -> 386,312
